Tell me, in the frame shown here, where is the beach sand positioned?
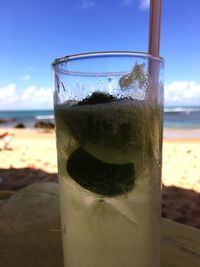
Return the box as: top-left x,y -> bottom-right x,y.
162,130 -> 200,228
0,128 -> 200,228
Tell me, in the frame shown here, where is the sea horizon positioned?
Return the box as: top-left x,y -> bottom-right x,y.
0,105 -> 200,130
0,105 -> 200,112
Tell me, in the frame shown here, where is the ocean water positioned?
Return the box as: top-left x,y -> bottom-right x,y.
0,110 -> 54,128
0,107 -> 200,129
164,107 -> 200,129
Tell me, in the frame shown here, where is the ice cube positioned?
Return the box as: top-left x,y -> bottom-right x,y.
119,63 -> 148,90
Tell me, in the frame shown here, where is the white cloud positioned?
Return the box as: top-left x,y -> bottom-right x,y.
79,0 -> 95,9
165,81 -> 200,106
121,0 -> 134,6
0,84 -> 19,105
139,0 -> 150,10
20,74 -> 32,81
120,0 -> 150,9
0,84 -> 53,110
0,80 -> 200,110
0,84 -> 16,99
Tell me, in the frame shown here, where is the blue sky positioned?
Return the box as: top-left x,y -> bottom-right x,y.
0,0 -> 200,109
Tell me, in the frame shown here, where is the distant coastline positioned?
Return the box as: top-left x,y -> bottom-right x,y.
163,106 -> 200,129
0,106 -> 200,130
0,110 -> 54,129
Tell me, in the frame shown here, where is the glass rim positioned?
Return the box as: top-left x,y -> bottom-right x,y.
52,51 -> 164,76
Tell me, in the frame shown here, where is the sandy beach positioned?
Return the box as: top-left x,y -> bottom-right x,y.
0,128 -> 200,228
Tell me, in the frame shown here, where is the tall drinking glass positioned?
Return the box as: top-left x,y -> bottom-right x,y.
52,52 -> 164,267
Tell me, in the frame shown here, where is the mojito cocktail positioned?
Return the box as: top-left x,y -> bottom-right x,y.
52,52 -> 164,267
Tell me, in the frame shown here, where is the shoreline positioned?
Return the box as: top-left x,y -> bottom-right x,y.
0,128 -> 199,187
0,128 -> 199,191
0,128 -> 200,229
163,128 -> 200,141
1,127 -> 200,139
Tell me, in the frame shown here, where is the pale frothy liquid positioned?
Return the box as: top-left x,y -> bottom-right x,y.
55,94 -> 162,267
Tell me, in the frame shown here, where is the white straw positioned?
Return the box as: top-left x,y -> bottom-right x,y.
148,0 -> 162,57
148,0 -> 162,103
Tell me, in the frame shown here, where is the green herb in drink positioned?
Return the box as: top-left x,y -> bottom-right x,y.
78,92 -> 116,105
